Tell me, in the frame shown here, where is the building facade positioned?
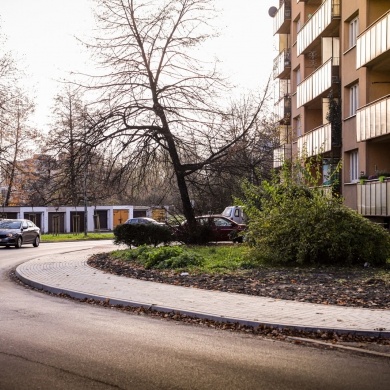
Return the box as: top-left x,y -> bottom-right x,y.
0,205 -> 156,234
271,0 -> 390,226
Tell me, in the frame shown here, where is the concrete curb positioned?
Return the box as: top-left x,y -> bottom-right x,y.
16,267 -> 390,340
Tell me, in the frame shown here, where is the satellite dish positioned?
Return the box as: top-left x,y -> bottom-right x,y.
268,6 -> 277,17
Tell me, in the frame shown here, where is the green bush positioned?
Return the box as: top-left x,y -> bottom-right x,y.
239,164 -> 390,267
154,251 -> 204,269
128,245 -> 204,269
174,222 -> 216,245
113,223 -> 174,247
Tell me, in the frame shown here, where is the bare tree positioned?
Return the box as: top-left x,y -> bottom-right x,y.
43,87 -> 125,206
0,29 -> 38,206
3,95 -> 36,205
78,0 -> 270,226
181,96 -> 279,213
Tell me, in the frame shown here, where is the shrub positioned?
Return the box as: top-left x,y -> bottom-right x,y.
129,245 -> 204,269
239,163 -> 390,267
113,223 -> 174,247
155,251 -> 204,269
174,222 -> 216,245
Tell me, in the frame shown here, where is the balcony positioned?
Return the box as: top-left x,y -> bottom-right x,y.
274,78 -> 290,100
357,180 -> 390,216
357,11 -> 390,69
273,1 -> 291,35
356,95 -> 390,142
297,0 -> 340,56
273,144 -> 292,168
275,95 -> 291,124
273,48 -> 291,79
297,57 -> 339,108
297,123 -> 331,158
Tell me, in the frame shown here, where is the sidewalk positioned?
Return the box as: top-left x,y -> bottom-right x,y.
16,248 -> 390,338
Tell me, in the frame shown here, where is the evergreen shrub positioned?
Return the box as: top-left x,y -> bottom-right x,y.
127,245 -> 204,269
174,222 -> 215,245
113,223 -> 174,248
239,162 -> 390,266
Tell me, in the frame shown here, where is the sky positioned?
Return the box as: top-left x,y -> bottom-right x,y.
0,0 -> 278,132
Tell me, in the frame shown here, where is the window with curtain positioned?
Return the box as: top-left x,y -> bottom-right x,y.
350,150 -> 359,182
349,17 -> 359,49
350,84 -> 359,116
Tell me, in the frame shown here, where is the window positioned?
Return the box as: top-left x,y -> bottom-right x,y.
214,218 -> 230,227
297,19 -> 301,32
349,17 -> 359,48
350,150 -> 359,182
350,84 -> 359,116
296,116 -> 302,138
295,67 -> 301,87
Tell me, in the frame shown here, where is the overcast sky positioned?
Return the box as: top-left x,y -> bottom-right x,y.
0,0 -> 278,131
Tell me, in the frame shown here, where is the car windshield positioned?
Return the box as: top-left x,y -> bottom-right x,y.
0,221 -> 22,229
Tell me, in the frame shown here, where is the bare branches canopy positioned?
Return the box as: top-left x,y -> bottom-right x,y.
74,0 -> 273,223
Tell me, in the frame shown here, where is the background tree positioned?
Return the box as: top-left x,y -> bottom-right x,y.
1,94 -> 36,206
184,96 -> 279,213
0,28 -> 39,207
76,0 -> 271,226
43,87 -> 126,206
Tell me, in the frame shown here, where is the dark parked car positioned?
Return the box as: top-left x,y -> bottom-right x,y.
124,217 -> 165,225
176,215 -> 246,243
0,219 -> 40,248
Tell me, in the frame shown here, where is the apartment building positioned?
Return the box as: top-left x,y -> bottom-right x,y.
271,0 -> 390,226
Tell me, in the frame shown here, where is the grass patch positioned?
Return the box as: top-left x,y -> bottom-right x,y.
111,244 -> 252,273
41,232 -> 114,242
109,244 -> 390,276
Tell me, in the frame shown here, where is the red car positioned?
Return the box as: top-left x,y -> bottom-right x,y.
177,215 -> 246,243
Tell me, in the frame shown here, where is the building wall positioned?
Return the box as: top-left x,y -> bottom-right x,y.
271,0 -> 390,222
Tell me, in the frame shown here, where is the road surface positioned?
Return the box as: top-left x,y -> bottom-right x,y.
1,241 -> 389,389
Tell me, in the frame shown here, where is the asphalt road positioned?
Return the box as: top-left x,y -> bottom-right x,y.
0,241 -> 389,389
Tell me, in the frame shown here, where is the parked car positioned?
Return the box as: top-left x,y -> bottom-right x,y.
0,219 -> 40,248
176,215 -> 246,243
124,217 -> 165,225
221,205 -> 247,224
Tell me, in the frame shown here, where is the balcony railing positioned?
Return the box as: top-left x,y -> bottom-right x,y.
297,0 -> 340,56
311,185 -> 333,198
274,78 -> 290,101
356,94 -> 390,142
357,11 -> 390,69
297,57 -> 339,108
297,123 -> 331,158
273,1 -> 291,35
357,180 -> 390,216
273,48 -> 291,79
273,144 -> 292,168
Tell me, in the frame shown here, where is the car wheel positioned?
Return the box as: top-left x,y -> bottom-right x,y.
33,236 -> 40,247
15,237 -> 22,248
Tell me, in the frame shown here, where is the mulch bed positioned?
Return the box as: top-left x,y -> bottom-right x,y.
87,253 -> 390,310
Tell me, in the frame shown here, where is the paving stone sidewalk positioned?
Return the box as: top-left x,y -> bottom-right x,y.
16,249 -> 390,338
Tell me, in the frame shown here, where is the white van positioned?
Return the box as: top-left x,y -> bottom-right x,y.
221,206 -> 247,224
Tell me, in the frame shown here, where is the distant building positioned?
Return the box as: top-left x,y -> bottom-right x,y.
0,205 -> 158,234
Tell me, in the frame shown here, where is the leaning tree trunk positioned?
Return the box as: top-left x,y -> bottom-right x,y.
153,102 -> 196,226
